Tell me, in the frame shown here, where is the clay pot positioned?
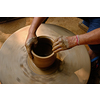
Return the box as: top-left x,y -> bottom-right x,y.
31,36 -> 56,68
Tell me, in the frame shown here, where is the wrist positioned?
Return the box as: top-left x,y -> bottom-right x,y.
76,35 -> 79,45
69,35 -> 80,48
65,36 -> 77,48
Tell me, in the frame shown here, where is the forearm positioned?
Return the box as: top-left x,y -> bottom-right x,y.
79,28 -> 100,45
52,27 -> 100,53
29,17 -> 47,36
67,28 -> 100,48
26,17 -> 47,40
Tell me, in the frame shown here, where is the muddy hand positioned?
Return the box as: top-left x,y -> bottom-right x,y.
25,37 -> 38,59
52,36 -> 69,53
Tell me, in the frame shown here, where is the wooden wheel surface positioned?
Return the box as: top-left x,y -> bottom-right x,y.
0,24 -> 91,84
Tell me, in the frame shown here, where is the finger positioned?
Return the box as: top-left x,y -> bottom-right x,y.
26,47 -> 34,59
25,38 -> 32,46
52,43 -> 62,51
53,36 -> 63,47
53,37 -> 63,47
29,52 -> 34,59
54,37 -> 60,42
33,37 -> 38,45
53,40 -> 60,47
26,37 -> 37,46
53,48 -> 64,53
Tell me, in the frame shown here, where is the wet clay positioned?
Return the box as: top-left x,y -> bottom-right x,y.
32,37 -> 53,57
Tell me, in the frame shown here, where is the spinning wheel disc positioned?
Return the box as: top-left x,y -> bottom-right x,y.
0,24 -> 91,84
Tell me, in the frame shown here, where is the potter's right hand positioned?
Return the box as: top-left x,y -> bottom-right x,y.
25,37 -> 38,59
52,36 -> 69,53
52,35 -> 79,53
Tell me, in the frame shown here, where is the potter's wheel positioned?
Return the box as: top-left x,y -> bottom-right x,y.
0,24 -> 91,84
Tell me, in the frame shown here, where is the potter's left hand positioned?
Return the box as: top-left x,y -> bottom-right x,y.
25,37 -> 38,59
52,35 -> 78,53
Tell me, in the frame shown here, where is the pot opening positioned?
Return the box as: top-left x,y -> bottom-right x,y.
31,37 -> 53,57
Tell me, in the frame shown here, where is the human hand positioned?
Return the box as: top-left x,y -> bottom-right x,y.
52,35 -> 78,53
25,37 -> 38,59
52,36 -> 69,53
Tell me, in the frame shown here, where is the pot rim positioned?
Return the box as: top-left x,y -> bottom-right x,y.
31,36 -> 56,59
